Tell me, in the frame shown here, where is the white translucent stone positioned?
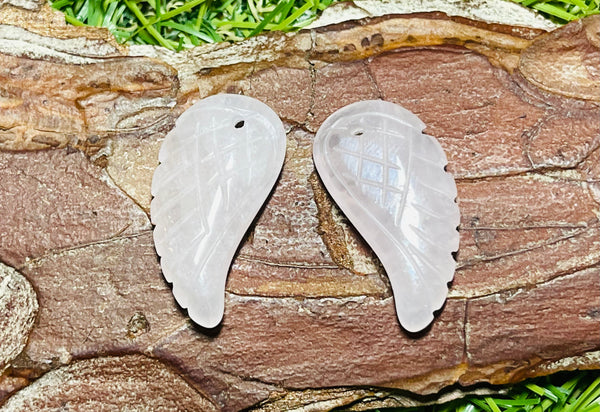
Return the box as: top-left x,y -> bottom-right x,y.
313,100 -> 460,333
151,94 -> 286,328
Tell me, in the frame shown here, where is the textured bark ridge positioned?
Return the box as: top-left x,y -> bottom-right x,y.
0,4 -> 599,411
1,355 -> 219,410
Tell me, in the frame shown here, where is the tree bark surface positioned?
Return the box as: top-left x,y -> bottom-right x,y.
0,4 -> 598,411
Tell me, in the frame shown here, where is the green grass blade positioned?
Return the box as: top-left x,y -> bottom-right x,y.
160,0 -> 207,21
484,397 -> 502,412
136,28 -> 158,44
565,376 -> 600,412
546,383 -> 569,403
518,0 -> 540,7
470,398 -> 493,412
64,13 -> 85,25
248,0 -> 293,36
532,398 -> 555,412
87,0 -> 98,26
493,398 -> 540,406
102,0 -> 118,26
214,20 -> 276,29
527,383 -> 560,402
273,0 -> 313,30
246,0 -> 260,21
161,20 -> 216,42
123,0 -> 174,49
533,2 -> 579,20
111,4 -> 127,24
570,0 -> 591,11
579,404 -> 600,412
51,0 -> 73,9
194,0 -> 209,29
75,0 -> 89,22
463,405 -> 479,412
276,0 -> 296,24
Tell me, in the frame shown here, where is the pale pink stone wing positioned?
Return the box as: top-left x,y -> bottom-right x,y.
151,94 -> 286,328
313,100 -> 460,333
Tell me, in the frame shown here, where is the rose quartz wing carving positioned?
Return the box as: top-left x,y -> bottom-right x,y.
313,100 -> 460,333
151,94 -> 286,328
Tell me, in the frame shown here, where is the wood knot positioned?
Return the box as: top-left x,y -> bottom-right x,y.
127,312 -> 150,339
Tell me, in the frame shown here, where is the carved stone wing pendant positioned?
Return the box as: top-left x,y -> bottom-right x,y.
151,94 -> 286,328
313,100 -> 460,332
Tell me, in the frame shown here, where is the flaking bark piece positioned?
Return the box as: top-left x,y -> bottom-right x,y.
0,263 -> 37,372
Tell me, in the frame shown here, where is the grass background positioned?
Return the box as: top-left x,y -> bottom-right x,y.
374,371 -> 600,412
46,0 -> 600,410
49,0 -> 599,50
49,0 -> 336,49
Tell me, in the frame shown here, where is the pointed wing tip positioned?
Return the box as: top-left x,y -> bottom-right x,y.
187,300 -> 224,329
399,311 -> 435,333
189,310 -> 223,329
171,281 -> 225,329
394,281 -> 451,333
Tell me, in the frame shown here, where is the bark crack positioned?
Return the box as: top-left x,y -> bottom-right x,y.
12,165 -> 52,190
103,151 -> 152,217
363,58 -> 384,100
18,229 -> 153,271
462,299 -> 469,364
236,254 -> 339,269
457,223 -> 597,269
211,365 -> 284,390
461,262 -> 600,302
146,320 -> 190,354
454,162 -> 600,182
301,29 -> 318,131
